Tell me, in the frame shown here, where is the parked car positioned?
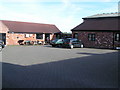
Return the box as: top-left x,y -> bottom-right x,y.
50,39 -> 64,47
62,38 -> 84,49
0,40 -> 5,51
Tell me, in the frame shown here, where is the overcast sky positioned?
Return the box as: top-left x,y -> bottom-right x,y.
0,0 -> 119,32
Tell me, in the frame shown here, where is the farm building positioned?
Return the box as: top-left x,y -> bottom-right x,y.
0,20 -> 61,45
71,12 -> 120,49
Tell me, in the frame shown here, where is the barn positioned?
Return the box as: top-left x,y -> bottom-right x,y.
71,12 -> 120,49
0,20 -> 61,45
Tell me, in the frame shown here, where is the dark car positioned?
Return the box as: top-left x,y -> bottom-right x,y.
50,39 -> 64,47
0,40 -> 5,51
62,38 -> 84,49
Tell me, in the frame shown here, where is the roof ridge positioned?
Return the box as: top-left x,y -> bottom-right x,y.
95,12 -> 119,15
83,12 -> 119,19
1,20 -> 55,26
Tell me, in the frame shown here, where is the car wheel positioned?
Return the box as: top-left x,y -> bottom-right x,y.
56,44 -> 59,47
70,45 -> 73,49
81,44 -> 84,48
52,45 -> 55,47
57,44 -> 62,48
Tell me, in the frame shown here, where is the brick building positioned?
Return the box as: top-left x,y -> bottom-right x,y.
0,20 -> 61,45
71,12 -> 120,49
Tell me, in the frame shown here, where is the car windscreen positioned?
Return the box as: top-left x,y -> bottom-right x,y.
51,39 -> 59,42
64,39 -> 70,42
57,39 -> 63,42
0,40 -> 3,44
71,39 -> 78,42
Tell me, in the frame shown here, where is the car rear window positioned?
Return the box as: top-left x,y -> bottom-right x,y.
0,40 -> 3,43
64,39 -> 80,42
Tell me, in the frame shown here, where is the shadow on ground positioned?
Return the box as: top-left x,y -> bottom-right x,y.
2,52 -> 118,88
43,45 -> 69,49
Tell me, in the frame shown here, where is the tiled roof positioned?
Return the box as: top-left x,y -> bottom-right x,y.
1,20 -> 61,33
83,12 -> 120,19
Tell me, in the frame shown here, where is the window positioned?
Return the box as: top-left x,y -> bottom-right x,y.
25,34 -> 32,38
115,33 -> 120,41
36,33 -> 43,39
88,34 -> 96,41
56,34 -> 61,39
73,33 -> 78,39
25,34 -> 30,38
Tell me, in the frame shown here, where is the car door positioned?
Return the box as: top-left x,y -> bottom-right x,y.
72,39 -> 80,47
57,39 -> 64,45
71,39 -> 77,47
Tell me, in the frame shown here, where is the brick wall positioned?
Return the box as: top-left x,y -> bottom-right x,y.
6,33 -> 36,45
0,21 -> 9,33
73,31 -> 114,49
6,33 -> 56,45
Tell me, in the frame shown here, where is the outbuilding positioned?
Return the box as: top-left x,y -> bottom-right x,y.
71,12 -> 120,49
0,20 -> 61,45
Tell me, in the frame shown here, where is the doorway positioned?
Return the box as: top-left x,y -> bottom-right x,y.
45,34 -> 50,43
0,33 -> 6,45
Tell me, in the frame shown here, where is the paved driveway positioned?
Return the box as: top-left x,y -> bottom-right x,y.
2,45 -> 118,88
